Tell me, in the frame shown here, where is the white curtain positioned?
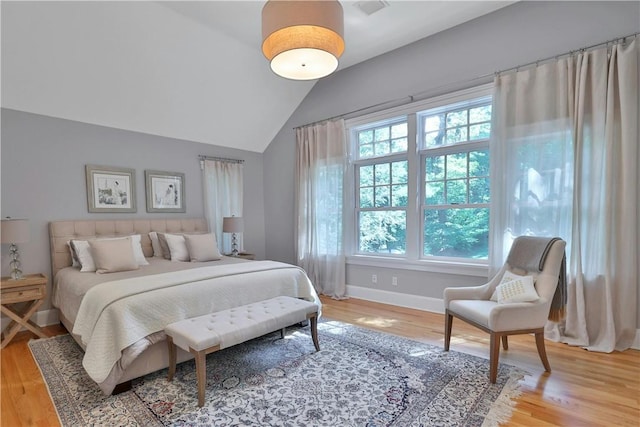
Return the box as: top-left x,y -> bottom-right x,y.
491,39 -> 638,352
202,159 -> 244,254
295,119 -> 347,298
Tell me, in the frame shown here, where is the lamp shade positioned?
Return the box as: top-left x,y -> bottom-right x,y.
1,218 -> 30,244
222,217 -> 244,233
262,0 -> 344,80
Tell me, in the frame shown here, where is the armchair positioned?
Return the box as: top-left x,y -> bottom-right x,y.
443,236 -> 566,383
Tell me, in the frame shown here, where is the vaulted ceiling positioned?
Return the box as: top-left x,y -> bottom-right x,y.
1,1 -> 514,152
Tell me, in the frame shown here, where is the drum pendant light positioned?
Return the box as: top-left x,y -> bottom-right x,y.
261,0 -> 345,80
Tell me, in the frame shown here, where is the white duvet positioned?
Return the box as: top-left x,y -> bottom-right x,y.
69,261 -> 320,389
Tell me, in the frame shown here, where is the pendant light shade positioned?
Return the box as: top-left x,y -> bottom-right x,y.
262,0 -> 345,80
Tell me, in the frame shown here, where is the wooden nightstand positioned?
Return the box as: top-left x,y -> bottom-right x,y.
1,273 -> 48,348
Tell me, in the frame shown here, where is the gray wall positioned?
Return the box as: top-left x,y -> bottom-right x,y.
1,108 -> 266,310
263,2 -> 640,299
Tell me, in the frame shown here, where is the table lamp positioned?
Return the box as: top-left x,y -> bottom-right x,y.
222,216 -> 244,256
1,218 -> 30,280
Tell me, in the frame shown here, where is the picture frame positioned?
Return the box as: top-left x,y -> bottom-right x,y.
145,170 -> 186,213
85,165 -> 137,213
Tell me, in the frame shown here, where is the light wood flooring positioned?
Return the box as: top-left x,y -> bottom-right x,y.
1,296 -> 639,426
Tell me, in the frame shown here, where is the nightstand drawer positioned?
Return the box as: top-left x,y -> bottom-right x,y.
1,285 -> 45,304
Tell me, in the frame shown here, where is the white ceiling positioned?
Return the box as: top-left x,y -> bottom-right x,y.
1,1 -> 514,153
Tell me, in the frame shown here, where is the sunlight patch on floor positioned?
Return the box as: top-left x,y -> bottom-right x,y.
354,316 -> 398,328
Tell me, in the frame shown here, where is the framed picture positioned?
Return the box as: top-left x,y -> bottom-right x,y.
145,170 -> 185,213
85,165 -> 137,213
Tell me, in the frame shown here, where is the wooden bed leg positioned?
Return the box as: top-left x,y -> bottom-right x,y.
112,380 -> 132,395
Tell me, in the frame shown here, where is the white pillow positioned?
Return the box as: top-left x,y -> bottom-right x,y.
164,233 -> 190,262
71,235 -> 149,272
496,275 -> 539,304
490,270 -> 525,301
148,231 -> 164,258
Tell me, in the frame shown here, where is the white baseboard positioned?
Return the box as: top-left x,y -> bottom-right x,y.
345,286 -> 640,351
346,285 -> 444,314
1,308 -> 59,332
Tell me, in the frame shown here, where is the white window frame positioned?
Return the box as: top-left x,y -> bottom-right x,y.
418,96 -> 492,263
345,84 -> 493,276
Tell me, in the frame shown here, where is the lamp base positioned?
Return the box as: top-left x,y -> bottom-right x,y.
231,233 -> 239,256
10,269 -> 24,280
9,243 -> 23,280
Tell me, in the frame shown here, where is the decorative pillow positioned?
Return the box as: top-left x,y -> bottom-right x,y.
163,233 -> 190,262
184,233 -> 222,262
490,270 -> 526,302
496,275 -> 538,304
157,233 -> 172,260
71,235 -> 148,272
66,240 -> 80,268
88,237 -> 139,274
148,232 -> 164,258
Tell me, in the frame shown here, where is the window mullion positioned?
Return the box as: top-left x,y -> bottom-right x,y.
405,113 -> 419,260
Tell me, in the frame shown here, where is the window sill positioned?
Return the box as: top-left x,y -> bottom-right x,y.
346,255 -> 489,278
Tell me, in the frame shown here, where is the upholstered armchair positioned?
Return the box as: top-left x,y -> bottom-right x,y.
443,236 -> 566,383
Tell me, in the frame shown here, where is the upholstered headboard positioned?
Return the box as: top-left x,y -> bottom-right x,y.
49,218 -> 208,278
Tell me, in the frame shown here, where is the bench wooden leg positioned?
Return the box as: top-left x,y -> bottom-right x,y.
192,349 -> 207,407
167,336 -> 176,381
308,312 -> 320,351
280,327 -> 285,339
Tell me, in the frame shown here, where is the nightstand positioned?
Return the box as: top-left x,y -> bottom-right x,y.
1,273 -> 48,348
225,253 -> 256,260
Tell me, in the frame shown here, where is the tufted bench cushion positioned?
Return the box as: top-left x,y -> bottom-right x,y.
165,296 -> 320,406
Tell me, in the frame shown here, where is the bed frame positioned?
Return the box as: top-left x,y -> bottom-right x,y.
49,218 -> 209,393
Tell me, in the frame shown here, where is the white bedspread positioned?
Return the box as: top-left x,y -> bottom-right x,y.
71,261 -> 320,385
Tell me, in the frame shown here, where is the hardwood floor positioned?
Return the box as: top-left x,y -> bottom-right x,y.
1,297 -> 639,426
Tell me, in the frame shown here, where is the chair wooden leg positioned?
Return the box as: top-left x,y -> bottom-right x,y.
501,335 -> 508,350
444,311 -> 453,351
167,336 -> 176,381
489,332 -> 501,383
535,331 -> 551,372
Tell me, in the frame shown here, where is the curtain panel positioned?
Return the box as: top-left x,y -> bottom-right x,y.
202,160 -> 244,255
295,119 -> 347,298
491,39 -> 638,352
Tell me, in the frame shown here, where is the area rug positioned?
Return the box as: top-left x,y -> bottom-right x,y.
29,320 -> 526,426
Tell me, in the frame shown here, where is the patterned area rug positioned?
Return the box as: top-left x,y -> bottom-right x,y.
29,321 -> 526,426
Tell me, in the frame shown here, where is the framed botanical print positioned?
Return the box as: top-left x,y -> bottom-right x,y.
145,170 -> 186,213
85,165 -> 136,213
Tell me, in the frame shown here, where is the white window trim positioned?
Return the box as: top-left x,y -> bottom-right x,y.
346,255 -> 489,278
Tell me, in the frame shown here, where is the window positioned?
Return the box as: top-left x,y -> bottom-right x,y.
348,85 -> 492,264
420,101 -> 491,259
355,119 -> 408,254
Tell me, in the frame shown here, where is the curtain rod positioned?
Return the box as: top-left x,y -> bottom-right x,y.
494,31 -> 638,76
296,31 -> 638,130
198,155 -> 244,164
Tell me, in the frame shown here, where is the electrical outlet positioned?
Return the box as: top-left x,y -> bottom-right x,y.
392,276 -> 398,286
372,274 -> 377,284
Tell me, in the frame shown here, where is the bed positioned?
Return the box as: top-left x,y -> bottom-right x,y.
49,218 -> 320,394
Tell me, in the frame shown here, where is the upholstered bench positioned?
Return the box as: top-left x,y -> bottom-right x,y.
164,296 -> 320,407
